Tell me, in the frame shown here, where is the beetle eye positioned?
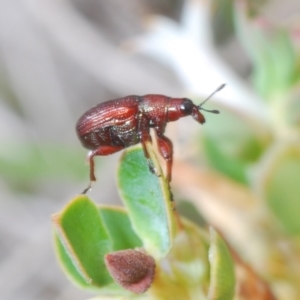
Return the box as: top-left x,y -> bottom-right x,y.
180,99 -> 193,115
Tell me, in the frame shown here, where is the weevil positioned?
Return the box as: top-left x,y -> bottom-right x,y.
76,84 -> 225,193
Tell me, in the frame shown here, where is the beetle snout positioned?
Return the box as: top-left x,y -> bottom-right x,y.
191,107 -> 205,124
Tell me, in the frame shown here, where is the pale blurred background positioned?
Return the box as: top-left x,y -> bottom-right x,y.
1,0 -> 300,299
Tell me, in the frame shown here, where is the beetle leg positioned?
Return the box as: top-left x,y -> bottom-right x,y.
140,135 -> 161,177
81,145 -> 124,194
138,116 -> 160,177
155,134 -> 173,182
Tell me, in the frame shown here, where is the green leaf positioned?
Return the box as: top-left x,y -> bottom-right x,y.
52,195 -> 113,287
99,206 -> 142,251
286,89 -> 300,130
234,6 -> 274,98
211,0 -> 235,43
143,218 -> 210,299
53,233 -> 92,289
169,219 -> 210,287
234,5 -> 296,98
117,144 -> 177,258
177,200 -> 207,227
263,143 -> 300,234
201,109 -> 270,184
0,142 -> 90,192
203,135 -> 248,184
269,31 -> 296,92
208,228 -> 235,300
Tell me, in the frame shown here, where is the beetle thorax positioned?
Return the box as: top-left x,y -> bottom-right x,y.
139,95 -> 170,129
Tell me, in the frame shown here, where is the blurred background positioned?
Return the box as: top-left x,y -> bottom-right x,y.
0,0 -> 300,299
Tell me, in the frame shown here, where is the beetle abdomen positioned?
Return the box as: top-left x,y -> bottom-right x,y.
78,127 -> 113,150
76,96 -> 141,150
110,117 -> 140,147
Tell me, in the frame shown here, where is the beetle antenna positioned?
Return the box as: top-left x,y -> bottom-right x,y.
198,83 -> 226,114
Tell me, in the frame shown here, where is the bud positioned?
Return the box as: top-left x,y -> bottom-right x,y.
105,249 -> 155,294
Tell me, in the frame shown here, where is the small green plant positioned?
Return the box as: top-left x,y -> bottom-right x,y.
52,143 -> 235,299
52,3 -> 300,299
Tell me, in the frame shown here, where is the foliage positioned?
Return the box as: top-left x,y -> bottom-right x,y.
200,1 -> 300,299
52,145 -> 235,299
52,1 -> 300,299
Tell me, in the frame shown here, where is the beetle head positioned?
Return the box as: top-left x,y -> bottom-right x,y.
166,84 -> 224,124
167,97 -> 219,124
166,98 -> 196,122
192,83 -> 225,123
181,98 -> 206,124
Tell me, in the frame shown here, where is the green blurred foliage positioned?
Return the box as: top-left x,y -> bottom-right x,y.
207,0 -> 300,235
202,109 -> 271,184
0,143 -> 87,192
202,1 -> 300,299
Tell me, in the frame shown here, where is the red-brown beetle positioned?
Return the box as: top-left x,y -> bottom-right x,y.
76,84 -> 225,193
